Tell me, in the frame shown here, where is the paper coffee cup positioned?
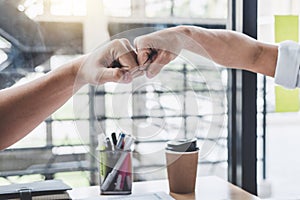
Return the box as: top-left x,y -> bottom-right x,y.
165,138 -> 199,194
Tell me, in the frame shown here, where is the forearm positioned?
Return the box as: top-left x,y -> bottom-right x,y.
176,26 -> 278,77
0,57 -> 86,150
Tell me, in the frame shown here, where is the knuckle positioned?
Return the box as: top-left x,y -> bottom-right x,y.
120,38 -> 130,45
111,39 -> 127,49
134,36 -> 141,44
113,70 -> 122,81
147,69 -> 158,78
110,39 -> 120,46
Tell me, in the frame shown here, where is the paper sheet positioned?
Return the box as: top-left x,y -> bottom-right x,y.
110,192 -> 175,200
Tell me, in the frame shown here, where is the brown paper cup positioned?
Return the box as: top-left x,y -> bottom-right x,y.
165,150 -> 198,194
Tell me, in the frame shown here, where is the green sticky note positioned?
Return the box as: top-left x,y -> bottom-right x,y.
275,86 -> 300,112
274,15 -> 299,112
275,15 -> 299,43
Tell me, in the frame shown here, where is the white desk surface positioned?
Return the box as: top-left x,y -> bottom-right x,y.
68,176 -> 260,200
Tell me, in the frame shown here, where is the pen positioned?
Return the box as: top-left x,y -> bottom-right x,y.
98,134 -> 106,150
98,134 -> 107,179
111,132 -> 117,146
105,137 -> 113,151
123,135 -> 134,151
116,132 -> 126,150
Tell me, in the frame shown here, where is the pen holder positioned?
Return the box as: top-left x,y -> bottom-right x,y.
99,150 -> 132,195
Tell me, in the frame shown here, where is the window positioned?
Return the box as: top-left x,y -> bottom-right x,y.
257,0 -> 300,198
18,0 -> 44,18
50,0 -> 86,16
0,36 -> 10,68
0,0 -> 230,187
145,0 -> 227,18
90,25 -> 229,180
17,0 -> 87,19
102,0 -> 228,19
0,50 -> 8,66
103,0 -> 131,17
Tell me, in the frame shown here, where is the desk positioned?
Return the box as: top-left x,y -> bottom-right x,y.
68,176 -> 260,200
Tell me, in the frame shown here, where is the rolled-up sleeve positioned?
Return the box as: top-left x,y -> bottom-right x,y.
274,40 -> 300,89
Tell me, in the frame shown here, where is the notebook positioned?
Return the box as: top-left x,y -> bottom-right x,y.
0,179 -> 71,200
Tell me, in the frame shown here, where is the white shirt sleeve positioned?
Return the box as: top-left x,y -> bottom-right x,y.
274,40 -> 300,89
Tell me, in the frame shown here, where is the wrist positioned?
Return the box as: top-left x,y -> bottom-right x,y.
70,55 -> 89,87
175,25 -> 194,37
173,25 -> 196,52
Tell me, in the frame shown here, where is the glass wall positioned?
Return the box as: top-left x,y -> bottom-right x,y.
257,0 -> 300,198
0,0 -> 89,187
101,0 -> 229,182
103,0 -> 227,19
0,0 -> 230,187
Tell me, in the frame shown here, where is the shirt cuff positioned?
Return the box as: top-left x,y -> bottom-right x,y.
274,40 -> 300,89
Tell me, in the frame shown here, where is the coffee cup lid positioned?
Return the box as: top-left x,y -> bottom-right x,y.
166,138 -> 198,152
